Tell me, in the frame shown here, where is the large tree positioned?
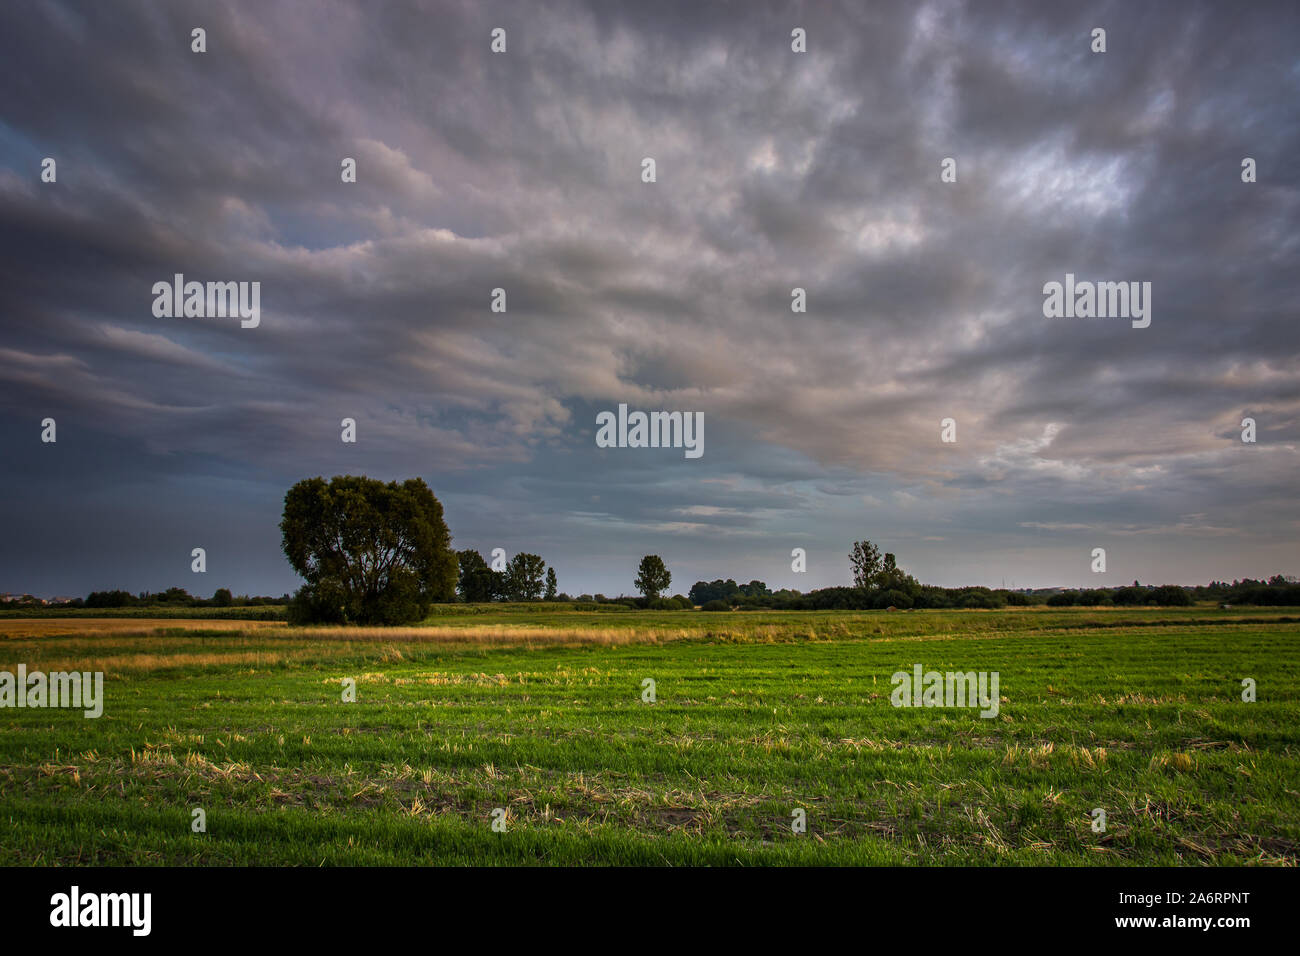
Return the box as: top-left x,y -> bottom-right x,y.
635,555 -> 672,599
280,475 -> 457,624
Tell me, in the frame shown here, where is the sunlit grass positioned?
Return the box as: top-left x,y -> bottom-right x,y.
1,607 -> 1296,865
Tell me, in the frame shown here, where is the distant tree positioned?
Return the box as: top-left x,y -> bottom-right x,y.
84,589 -> 135,608
211,587 -> 233,607
635,555 -> 672,599
1149,584 -> 1192,606
545,567 -> 558,601
849,540 -> 882,589
457,550 -> 499,603
281,475 -> 457,625
158,586 -> 195,605
961,592 -> 1001,609
874,588 -> 913,609
503,552 -> 546,601
1112,586 -> 1146,606
689,578 -> 741,605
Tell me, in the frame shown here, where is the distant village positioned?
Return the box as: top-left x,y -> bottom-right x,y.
0,593 -> 80,605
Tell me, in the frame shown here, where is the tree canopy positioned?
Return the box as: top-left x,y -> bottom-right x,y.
457,549 -> 501,602
635,555 -> 671,599
849,540 -> 882,589
280,475 -> 457,624
503,552 -> 547,601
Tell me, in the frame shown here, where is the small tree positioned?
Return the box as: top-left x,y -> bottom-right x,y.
635,555 -> 671,599
849,540 -> 882,589
457,550 -> 499,603
211,587 -> 233,607
160,587 -> 196,606
503,552 -> 546,601
879,553 -> 899,588
545,567 -> 558,601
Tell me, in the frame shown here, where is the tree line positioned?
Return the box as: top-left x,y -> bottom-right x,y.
455,550 -> 558,602
26,478 -> 1296,624
53,588 -> 289,609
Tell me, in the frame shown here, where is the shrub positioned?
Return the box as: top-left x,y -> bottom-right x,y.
645,596 -> 687,610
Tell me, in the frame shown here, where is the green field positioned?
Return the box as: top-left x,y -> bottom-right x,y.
1,606 -> 1297,865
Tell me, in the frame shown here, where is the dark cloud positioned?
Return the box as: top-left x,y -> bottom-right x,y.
1,0 -> 1297,598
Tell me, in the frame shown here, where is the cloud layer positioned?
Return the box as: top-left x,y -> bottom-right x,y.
1,0 -> 1297,597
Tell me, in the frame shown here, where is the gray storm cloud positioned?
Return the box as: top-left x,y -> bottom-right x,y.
0,0 -> 1297,596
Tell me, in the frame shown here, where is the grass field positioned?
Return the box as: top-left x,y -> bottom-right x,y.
1,606 -> 1297,865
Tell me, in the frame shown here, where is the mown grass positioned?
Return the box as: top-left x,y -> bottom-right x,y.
0,607 -> 1296,866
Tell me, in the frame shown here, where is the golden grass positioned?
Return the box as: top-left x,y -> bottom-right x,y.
0,618 -> 283,639
17,650 -> 312,674
0,619 -> 703,674
277,624 -> 687,645
2,646 -> 351,674
0,618 -> 688,647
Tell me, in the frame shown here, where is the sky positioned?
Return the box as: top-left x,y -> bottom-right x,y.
1,0 -> 1297,599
